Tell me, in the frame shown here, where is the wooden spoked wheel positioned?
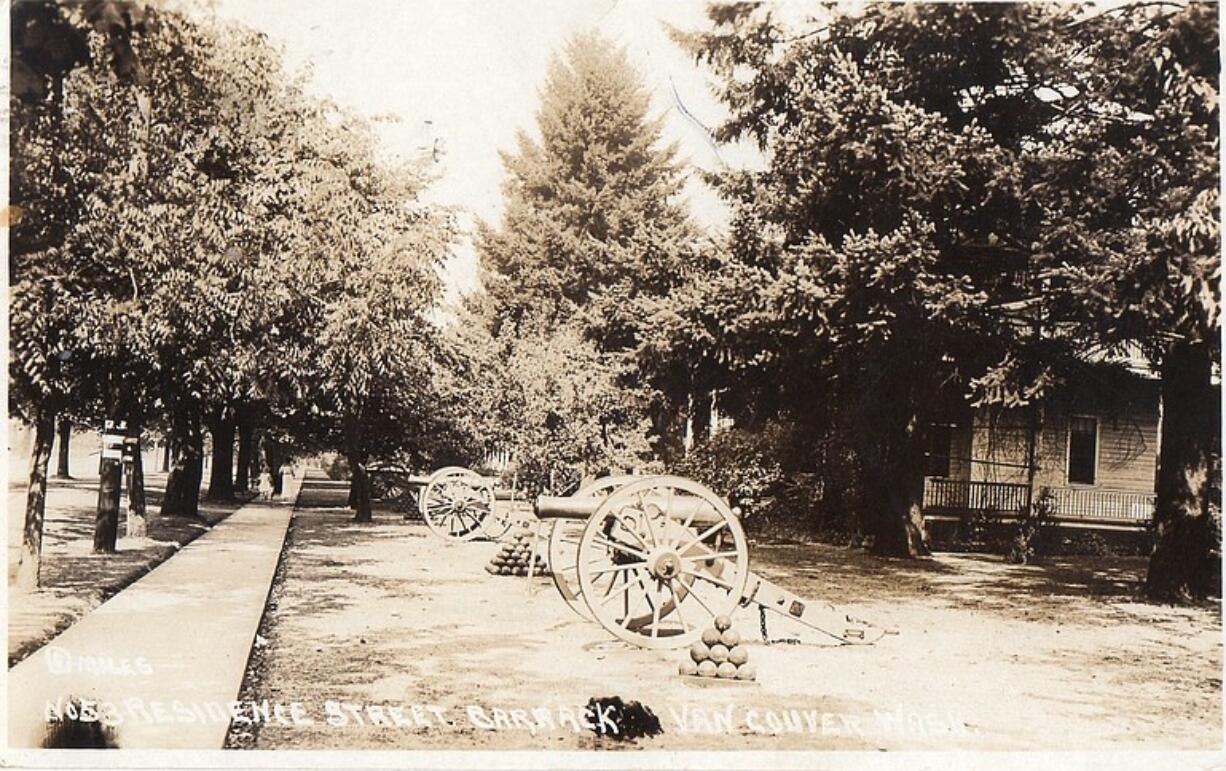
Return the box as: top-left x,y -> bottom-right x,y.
548,475 -> 639,619
478,499 -> 516,541
418,467 -> 495,541
576,476 -> 749,649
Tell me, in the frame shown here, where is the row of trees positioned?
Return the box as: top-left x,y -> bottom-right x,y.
459,5 -> 1218,601
11,3 -> 1218,604
11,1 -> 460,589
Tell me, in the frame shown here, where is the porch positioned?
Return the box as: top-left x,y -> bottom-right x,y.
922,478 -> 1156,531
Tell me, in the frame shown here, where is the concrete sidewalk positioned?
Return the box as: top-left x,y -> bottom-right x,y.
6,470 -> 306,749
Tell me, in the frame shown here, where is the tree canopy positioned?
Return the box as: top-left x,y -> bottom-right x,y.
10,0 -> 459,583
662,1 -> 1219,565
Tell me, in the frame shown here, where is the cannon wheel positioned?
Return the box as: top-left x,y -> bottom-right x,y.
418,467 -> 495,541
575,476 -> 749,649
372,473 -> 421,518
478,495 -> 517,541
548,476 -> 640,619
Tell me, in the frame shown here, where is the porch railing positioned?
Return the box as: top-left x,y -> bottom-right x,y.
922,478 -> 1155,525
1047,486 -> 1156,524
923,478 -> 1029,516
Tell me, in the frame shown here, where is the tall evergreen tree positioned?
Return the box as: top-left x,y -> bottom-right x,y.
478,32 -> 696,347
670,3 -> 1085,556
1039,2 -> 1220,600
471,33 -> 698,475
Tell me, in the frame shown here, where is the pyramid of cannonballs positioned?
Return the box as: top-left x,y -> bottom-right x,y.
485,527 -> 550,577
679,614 -> 755,681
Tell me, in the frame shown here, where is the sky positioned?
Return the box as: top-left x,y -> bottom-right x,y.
212,0 -> 784,300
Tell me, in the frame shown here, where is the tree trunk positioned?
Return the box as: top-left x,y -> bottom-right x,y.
1145,339 -> 1220,602
54,417 -> 71,479
346,415 -> 373,522
125,418 -> 148,539
248,428 -> 263,486
206,408 -> 236,500
873,476 -> 929,557
94,449 -> 122,554
16,409 -> 56,591
235,409 -> 254,492
159,441 -> 170,473
693,390 -> 713,445
870,414 -> 931,558
161,411 -> 203,518
350,453 -> 373,523
188,426 -> 205,505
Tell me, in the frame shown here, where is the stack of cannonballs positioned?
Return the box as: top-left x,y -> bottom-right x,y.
680,614 -> 755,681
485,527 -> 550,577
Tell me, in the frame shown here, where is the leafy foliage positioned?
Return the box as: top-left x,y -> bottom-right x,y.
464,33 -> 699,483
11,2 -> 457,534
661,2 -> 1220,559
479,33 -> 696,343
448,307 -> 655,492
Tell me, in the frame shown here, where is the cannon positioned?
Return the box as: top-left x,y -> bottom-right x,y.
416,466 -> 530,541
368,467 -> 429,513
536,475 -> 891,650
544,475 -> 640,618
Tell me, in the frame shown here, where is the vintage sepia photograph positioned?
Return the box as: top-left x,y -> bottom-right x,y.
4,0 -> 1222,766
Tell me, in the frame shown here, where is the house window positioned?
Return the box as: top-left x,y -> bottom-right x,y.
1068,416 -> 1098,485
926,423 -> 953,478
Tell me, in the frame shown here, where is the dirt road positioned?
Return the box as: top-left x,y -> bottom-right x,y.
237,479 -> 1221,751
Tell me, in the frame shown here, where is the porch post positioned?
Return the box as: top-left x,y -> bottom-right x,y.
1023,402 -> 1039,513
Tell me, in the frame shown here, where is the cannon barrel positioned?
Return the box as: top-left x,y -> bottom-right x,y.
535,493 -> 727,525
535,496 -> 602,520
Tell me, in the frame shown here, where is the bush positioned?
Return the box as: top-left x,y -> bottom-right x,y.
673,429 -> 783,507
1008,488 -> 1055,564
670,422 -> 857,541
956,507 -> 993,550
319,453 -> 349,481
930,516 -> 1153,557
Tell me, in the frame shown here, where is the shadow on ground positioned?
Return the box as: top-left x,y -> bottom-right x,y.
8,476 -> 255,666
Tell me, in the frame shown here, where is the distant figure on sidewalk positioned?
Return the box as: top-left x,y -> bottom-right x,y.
257,472 -> 275,501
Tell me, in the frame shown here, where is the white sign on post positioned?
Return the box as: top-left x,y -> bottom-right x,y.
100,421 -> 129,462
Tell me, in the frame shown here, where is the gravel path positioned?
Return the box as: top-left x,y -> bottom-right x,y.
238,477 -> 1221,751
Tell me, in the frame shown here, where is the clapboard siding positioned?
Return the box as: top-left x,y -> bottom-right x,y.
948,421 -> 974,482
960,380 -> 1159,495
1040,410 -> 1158,493
970,412 -> 1030,485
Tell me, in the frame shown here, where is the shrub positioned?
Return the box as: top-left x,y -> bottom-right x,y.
957,507 -> 993,549
670,422 -> 858,541
319,453 -> 349,481
671,426 -> 784,510
1008,487 -> 1055,564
